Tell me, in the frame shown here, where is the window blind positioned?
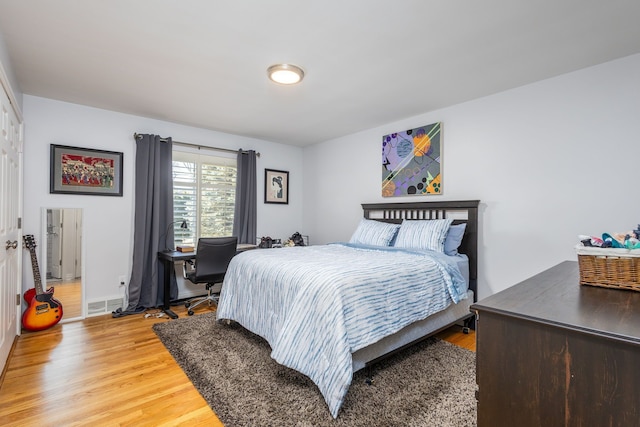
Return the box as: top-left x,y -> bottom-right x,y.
172,151 -> 237,246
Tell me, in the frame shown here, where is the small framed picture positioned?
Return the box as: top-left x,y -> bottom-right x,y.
50,144 -> 124,196
264,168 -> 289,204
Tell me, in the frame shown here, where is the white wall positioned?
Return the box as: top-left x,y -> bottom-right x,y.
303,53 -> 640,300
17,53 -> 640,305
22,95 -> 304,304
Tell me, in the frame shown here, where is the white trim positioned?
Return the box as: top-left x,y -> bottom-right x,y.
0,59 -> 23,123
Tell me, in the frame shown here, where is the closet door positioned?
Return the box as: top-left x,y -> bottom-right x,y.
0,80 -> 23,373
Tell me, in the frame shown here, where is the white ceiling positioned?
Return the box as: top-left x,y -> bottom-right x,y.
1,1 -> 640,146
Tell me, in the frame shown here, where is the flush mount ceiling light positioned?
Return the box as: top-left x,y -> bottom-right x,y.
267,64 -> 305,85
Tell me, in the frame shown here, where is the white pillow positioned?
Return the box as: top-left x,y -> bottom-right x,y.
349,219 -> 400,246
394,219 -> 453,252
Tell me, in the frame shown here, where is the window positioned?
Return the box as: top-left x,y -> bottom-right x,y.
172,151 -> 237,247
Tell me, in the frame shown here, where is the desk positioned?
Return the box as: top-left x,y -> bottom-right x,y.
157,244 -> 256,319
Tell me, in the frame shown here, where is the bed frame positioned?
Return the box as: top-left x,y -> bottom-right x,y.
353,200 -> 480,372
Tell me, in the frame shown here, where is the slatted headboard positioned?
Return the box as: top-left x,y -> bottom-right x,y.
361,200 -> 480,301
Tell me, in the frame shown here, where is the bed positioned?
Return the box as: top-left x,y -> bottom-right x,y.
216,200 -> 480,418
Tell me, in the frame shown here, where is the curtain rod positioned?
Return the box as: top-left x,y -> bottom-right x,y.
133,133 -> 260,157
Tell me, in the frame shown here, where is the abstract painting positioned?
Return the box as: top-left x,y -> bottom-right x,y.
382,122 -> 442,197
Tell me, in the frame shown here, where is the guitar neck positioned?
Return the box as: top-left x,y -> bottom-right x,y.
29,248 -> 44,295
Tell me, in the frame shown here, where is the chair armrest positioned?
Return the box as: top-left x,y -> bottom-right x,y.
182,259 -> 195,278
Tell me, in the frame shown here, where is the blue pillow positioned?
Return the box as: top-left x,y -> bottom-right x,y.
394,219 -> 453,253
349,219 -> 400,246
444,223 -> 466,256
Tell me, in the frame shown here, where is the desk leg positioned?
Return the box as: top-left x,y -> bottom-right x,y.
162,258 -> 179,319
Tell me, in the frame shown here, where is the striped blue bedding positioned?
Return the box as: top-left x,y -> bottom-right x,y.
216,243 -> 468,418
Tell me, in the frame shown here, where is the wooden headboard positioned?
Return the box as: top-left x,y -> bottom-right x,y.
361,200 -> 480,301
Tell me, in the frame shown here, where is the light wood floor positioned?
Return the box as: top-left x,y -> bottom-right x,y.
0,303 -> 475,426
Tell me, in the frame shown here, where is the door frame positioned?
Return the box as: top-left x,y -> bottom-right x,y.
0,59 -> 24,373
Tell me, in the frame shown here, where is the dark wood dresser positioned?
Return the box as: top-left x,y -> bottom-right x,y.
471,261 -> 640,427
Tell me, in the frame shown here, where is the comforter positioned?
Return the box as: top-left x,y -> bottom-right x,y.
216,243 -> 467,418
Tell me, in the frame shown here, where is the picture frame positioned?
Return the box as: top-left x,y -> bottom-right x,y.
382,122 -> 442,197
264,168 -> 289,204
50,144 -> 124,196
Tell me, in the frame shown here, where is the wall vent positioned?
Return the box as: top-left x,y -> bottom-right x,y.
87,301 -> 105,316
87,297 -> 124,317
107,298 -> 123,312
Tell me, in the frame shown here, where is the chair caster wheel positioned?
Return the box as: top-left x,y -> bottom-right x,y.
187,310 -> 194,316
462,326 -> 470,334
184,302 -> 190,308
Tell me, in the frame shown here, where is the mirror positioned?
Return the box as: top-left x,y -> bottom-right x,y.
42,208 -> 84,321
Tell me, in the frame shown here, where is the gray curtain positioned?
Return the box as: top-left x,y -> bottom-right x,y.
233,150 -> 257,244
119,134 -> 175,314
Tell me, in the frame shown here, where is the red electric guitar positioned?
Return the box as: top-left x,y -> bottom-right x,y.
22,235 -> 63,331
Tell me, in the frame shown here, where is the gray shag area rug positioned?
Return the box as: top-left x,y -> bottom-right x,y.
153,312 -> 477,426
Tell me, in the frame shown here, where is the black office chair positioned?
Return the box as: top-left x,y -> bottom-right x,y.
183,236 -> 238,316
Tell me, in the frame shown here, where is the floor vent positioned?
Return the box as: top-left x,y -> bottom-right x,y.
87,297 -> 124,317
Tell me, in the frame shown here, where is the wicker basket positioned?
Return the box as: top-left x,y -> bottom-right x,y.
576,245 -> 640,292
